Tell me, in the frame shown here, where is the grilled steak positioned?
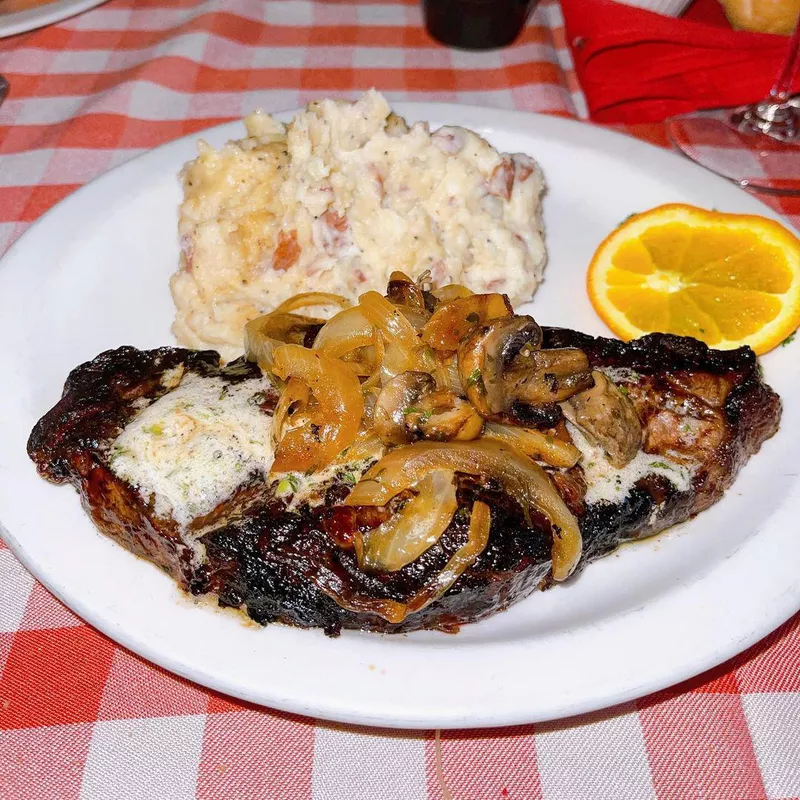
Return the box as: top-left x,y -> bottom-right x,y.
27,333 -> 780,635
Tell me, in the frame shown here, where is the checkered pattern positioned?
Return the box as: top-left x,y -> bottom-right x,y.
0,1 -> 798,798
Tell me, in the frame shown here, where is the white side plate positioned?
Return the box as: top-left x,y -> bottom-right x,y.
0,104 -> 798,729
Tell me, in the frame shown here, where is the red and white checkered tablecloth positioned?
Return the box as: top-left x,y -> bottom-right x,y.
1,1 -> 799,798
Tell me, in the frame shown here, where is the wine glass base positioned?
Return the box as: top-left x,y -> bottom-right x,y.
667,105 -> 800,196
732,100 -> 799,142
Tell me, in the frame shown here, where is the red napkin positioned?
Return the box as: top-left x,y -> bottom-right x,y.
560,0 -> 800,124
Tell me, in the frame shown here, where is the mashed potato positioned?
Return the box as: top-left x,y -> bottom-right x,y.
171,91 -> 546,360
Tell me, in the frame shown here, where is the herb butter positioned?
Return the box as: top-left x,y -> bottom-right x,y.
566,423 -> 695,506
109,374 -> 275,527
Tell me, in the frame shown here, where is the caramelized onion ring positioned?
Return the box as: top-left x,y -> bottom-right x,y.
245,312 -> 322,370
312,306 -> 374,358
359,291 -> 420,353
438,353 -> 463,395
346,439 -> 582,581
271,345 -> 364,473
356,469 -> 458,572
483,422 -> 580,469
272,377 -> 310,446
401,500 -> 491,615
360,327 -> 386,391
359,291 -> 435,379
275,292 -> 350,314
307,566 -> 409,624
330,431 -> 384,466
311,500 -> 491,624
398,306 -> 432,332
422,293 -> 513,352
432,284 -> 474,304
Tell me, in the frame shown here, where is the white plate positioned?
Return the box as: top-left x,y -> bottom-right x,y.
0,0 -> 106,38
0,104 -> 798,729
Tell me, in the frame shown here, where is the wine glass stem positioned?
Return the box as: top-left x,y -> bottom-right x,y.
769,14 -> 800,104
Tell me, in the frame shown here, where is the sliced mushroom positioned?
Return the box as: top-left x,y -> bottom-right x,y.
412,389 -> 484,442
374,371 -> 435,445
507,347 -> 594,405
457,316 -> 542,417
373,371 -> 483,445
457,316 -> 592,422
387,270 -> 426,310
562,370 -> 643,468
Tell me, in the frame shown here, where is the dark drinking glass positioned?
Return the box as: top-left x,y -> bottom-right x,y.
422,0 -> 537,50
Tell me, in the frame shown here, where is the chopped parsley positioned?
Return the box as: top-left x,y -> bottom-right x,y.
781,332 -> 796,347
618,385 -> 629,396
276,474 -> 300,495
519,342 -> 534,357
341,471 -> 357,486
143,423 -> 164,436
404,406 -> 433,423
649,460 -> 673,471
466,368 -> 483,387
108,444 -> 131,463
248,391 -> 269,407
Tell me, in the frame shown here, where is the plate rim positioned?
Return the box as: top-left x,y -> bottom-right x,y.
1,102 -> 799,729
0,0 -> 107,38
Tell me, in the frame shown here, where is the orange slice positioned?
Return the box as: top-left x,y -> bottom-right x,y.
587,204 -> 800,355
